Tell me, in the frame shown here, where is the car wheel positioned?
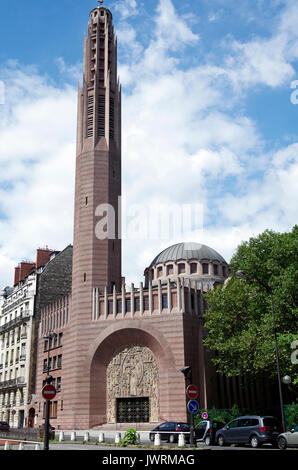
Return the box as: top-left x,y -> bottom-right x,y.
250,435 -> 260,448
277,436 -> 287,450
204,436 -> 212,446
218,435 -> 225,447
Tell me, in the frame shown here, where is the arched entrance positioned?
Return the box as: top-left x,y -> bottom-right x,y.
88,322 -> 180,427
106,344 -> 159,423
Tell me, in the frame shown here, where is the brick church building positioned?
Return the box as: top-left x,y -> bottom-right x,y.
29,3 -> 275,430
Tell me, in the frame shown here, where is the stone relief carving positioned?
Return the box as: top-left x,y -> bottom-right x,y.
106,344 -> 159,423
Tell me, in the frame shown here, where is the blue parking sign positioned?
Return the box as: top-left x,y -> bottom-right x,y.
187,399 -> 199,414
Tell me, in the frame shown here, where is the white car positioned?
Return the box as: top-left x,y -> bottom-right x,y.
277,424 -> 298,449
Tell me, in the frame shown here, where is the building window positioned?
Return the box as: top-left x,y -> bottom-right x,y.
125,299 -> 131,313
222,266 -> 226,277
190,263 -> 197,274
166,264 -> 173,275
178,263 -> 185,274
134,297 -> 140,312
143,296 -> 149,311
117,299 -> 122,314
162,294 -> 168,309
57,355 -> 62,369
50,401 -> 58,419
56,377 -> 61,392
213,264 -> 218,276
58,333 -> 63,347
108,300 -> 113,315
202,263 -> 209,275
157,266 -> 163,278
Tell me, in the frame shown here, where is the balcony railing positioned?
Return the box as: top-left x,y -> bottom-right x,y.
0,377 -> 26,390
0,312 -> 31,334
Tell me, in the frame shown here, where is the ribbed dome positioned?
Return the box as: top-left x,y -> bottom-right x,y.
150,242 -> 226,266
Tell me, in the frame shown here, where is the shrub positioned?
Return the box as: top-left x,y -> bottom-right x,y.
119,428 -> 138,447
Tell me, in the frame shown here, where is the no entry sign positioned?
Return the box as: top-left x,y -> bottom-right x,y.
186,384 -> 198,400
42,384 -> 57,401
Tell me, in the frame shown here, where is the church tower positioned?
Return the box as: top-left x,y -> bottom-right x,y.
72,3 -> 122,320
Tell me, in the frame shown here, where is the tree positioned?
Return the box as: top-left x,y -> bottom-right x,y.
204,226 -> 298,386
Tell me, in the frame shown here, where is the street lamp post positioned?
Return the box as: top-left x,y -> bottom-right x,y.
236,270 -> 286,431
43,332 -> 57,451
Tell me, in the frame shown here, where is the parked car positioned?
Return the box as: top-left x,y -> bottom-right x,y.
277,424 -> 298,450
195,420 -> 225,445
149,422 -> 190,443
215,416 -> 282,448
0,421 -> 10,432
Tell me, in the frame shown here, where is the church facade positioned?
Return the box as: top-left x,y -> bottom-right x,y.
29,4 -> 270,430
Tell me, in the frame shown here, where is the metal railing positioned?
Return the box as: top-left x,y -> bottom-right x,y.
0,312 -> 31,334
0,376 -> 26,390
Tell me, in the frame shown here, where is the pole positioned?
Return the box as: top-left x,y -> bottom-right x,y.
44,399 -> 50,451
189,411 -> 195,447
184,368 -> 195,447
269,282 -> 286,431
43,332 -> 56,450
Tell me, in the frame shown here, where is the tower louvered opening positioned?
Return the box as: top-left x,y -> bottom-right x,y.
87,95 -> 94,138
109,97 -> 114,140
98,94 -> 106,138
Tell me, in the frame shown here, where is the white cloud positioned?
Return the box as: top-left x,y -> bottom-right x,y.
113,0 -> 139,20
0,0 -> 298,290
0,63 -> 76,287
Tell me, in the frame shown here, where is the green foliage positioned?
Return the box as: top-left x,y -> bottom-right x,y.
284,403 -> 298,431
204,226 -> 298,387
119,428 -> 138,447
195,405 -> 242,426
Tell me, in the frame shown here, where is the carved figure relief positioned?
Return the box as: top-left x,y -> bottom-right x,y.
106,344 -> 159,423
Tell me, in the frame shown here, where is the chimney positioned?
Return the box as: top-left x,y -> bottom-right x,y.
19,262 -> 35,283
36,248 -> 53,269
14,267 -> 20,286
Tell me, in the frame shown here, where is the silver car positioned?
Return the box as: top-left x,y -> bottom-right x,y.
277,424 -> 298,449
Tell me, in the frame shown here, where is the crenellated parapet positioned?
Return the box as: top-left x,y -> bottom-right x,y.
91,278 -> 208,321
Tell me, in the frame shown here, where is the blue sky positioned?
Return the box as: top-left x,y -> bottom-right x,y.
0,0 -> 298,288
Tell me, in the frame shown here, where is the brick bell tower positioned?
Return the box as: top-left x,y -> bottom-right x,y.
61,3 -> 122,428
72,2 -> 122,310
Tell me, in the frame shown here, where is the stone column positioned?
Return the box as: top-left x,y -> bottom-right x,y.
158,280 -> 162,314
149,280 -> 153,315
140,282 -> 144,316
131,283 -> 135,317
113,284 -> 117,318
104,286 -> 108,319
167,279 -> 172,313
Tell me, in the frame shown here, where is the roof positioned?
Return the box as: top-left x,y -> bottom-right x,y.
149,242 -> 227,267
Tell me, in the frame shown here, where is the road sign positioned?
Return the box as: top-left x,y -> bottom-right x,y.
42,384 -> 57,401
202,412 -> 208,419
186,384 -> 198,400
11,409 -> 16,415
187,399 -> 199,415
